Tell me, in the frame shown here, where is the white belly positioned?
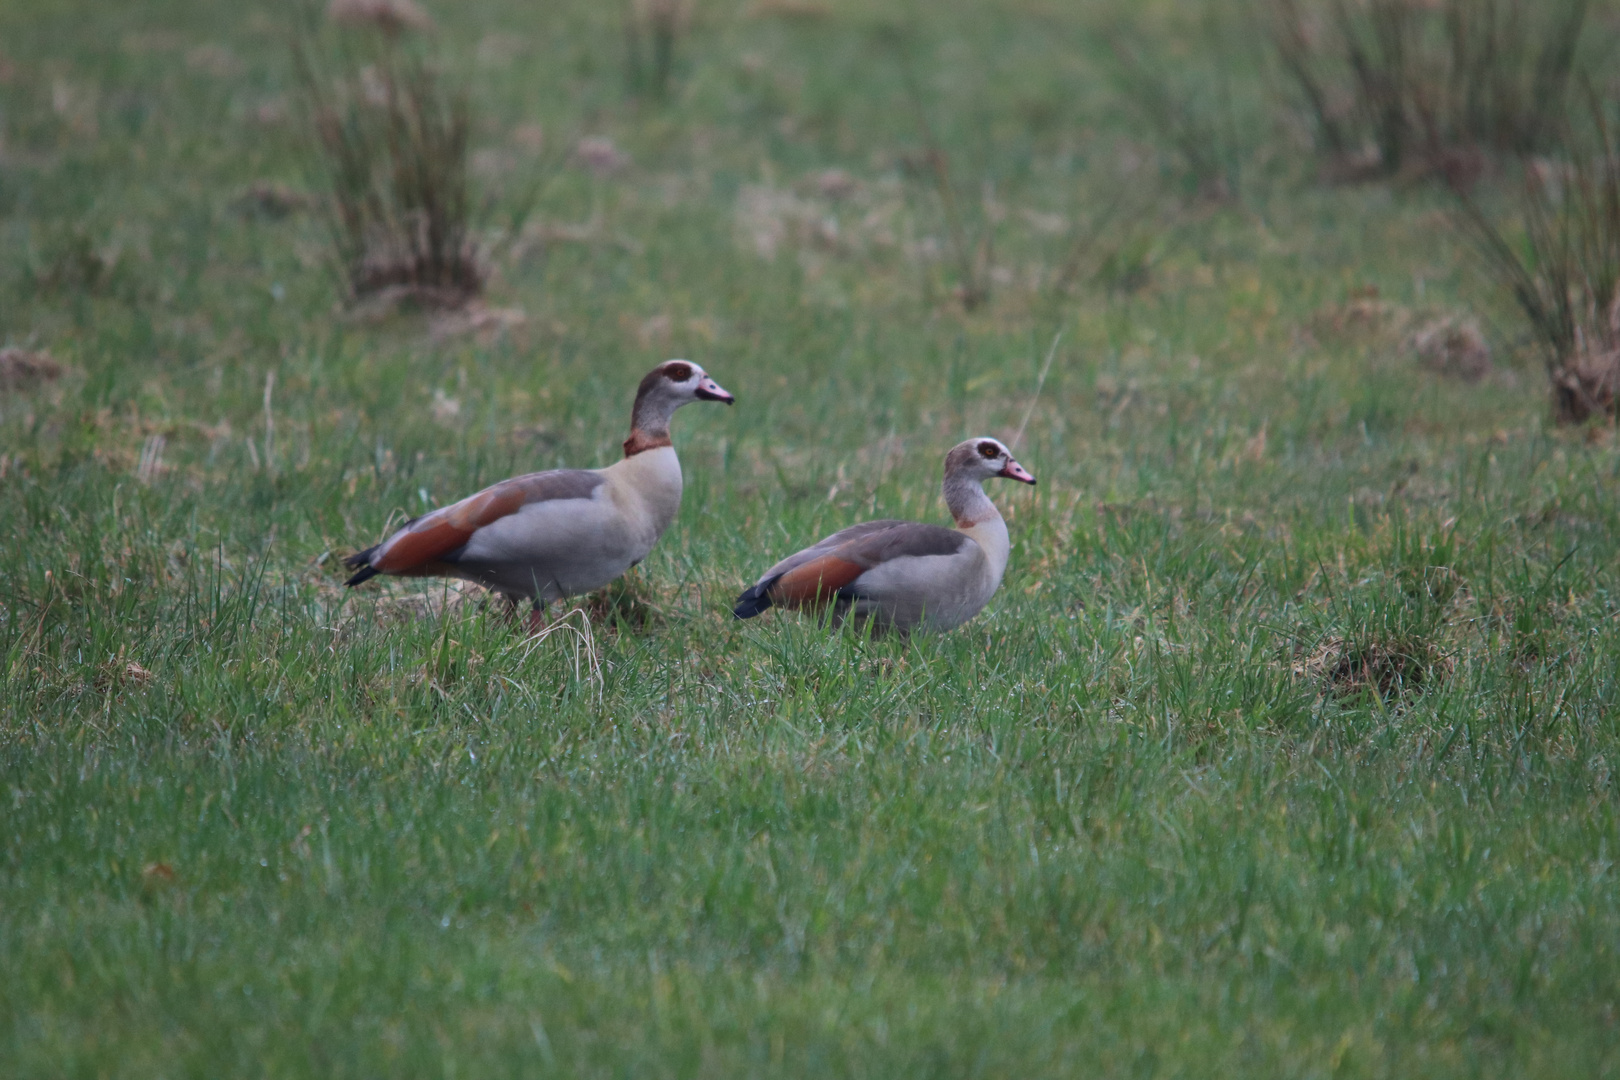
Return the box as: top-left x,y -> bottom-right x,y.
452,493 -> 656,600
850,545 -> 1001,633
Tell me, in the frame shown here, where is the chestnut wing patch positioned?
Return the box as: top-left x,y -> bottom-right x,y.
767,554 -> 868,606
369,469 -> 603,575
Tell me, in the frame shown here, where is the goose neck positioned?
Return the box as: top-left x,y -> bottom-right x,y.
944,474 -> 999,528
625,393 -> 678,458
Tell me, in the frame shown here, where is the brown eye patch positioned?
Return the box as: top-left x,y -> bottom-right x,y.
663,362 -> 694,382
978,441 -> 1000,459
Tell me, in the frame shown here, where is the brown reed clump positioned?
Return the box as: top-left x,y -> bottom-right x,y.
1455,104 -> 1620,423
1270,0 -> 1589,180
296,20 -> 485,310
624,0 -> 692,101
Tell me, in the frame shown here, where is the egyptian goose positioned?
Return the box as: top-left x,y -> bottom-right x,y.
344,360 -> 734,603
734,437 -> 1036,633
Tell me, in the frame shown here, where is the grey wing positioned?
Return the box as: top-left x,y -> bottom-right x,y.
834,522 -> 968,574
502,468 -> 605,503
752,519 -> 911,585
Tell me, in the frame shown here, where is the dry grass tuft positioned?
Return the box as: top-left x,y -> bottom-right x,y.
0,347 -> 63,391
232,181 -> 313,220
340,579 -> 493,629
1309,284 -> 1409,338
94,658 -> 155,693
1296,634 -> 1453,699
574,136 -> 632,178
1411,316 -> 1493,382
31,228 -> 124,295
337,575 -> 666,641
427,302 -> 527,344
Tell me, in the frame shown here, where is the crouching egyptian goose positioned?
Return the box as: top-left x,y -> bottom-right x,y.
344,360 -> 734,603
734,437 -> 1036,634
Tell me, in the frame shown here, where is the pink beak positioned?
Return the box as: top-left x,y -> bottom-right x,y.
1000,459 -> 1036,485
695,375 -> 734,404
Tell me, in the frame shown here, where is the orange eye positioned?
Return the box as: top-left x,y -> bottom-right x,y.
978,442 -> 999,459
663,362 -> 693,382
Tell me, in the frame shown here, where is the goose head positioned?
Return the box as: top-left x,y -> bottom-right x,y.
946,437 -> 1037,486
637,359 -> 734,412
624,359 -> 735,457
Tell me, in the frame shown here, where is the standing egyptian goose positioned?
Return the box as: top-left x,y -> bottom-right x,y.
734,437 -> 1036,633
344,360 -> 734,603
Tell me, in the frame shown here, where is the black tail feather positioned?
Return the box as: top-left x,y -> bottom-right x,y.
344,546 -> 380,588
732,578 -> 777,619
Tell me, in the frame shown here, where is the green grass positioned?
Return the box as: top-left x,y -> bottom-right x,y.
3,0 -> 1620,1075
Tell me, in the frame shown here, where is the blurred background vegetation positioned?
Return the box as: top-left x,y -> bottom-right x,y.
3,0 -> 1620,1075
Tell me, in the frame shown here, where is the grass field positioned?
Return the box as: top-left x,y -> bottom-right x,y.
3,0 -> 1620,1075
